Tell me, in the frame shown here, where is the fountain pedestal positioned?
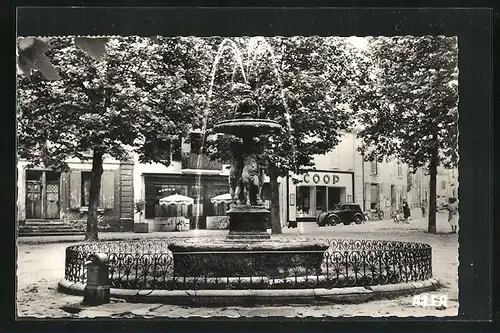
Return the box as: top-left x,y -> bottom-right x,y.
226,205 -> 270,240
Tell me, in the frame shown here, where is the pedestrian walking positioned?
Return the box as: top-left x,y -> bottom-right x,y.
421,200 -> 427,217
402,199 -> 411,224
447,197 -> 459,233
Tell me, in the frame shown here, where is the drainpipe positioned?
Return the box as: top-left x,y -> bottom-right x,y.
361,153 -> 366,212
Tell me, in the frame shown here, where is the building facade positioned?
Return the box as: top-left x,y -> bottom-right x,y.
133,131 -> 441,229
16,136 -> 458,234
285,132 -> 410,222
407,166 -> 459,210
362,157 -> 409,216
17,155 -> 134,231
133,132 -> 281,231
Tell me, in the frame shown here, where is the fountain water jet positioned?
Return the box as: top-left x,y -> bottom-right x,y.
192,39 -> 249,229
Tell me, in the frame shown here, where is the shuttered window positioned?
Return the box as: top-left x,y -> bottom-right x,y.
69,170 -> 115,210
69,171 -> 81,209
81,172 -> 92,206
370,161 -> 377,175
101,171 -> 115,209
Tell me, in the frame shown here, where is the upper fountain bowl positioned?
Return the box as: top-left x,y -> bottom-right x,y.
213,118 -> 282,137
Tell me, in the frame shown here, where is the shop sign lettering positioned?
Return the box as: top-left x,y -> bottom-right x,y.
303,173 -> 340,185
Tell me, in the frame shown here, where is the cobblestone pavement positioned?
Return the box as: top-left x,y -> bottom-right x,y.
17,210 -> 459,318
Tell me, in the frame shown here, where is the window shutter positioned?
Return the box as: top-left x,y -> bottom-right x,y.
69,171 -> 82,209
100,171 -> 115,209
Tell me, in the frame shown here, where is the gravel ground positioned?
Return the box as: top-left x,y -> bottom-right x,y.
16,210 -> 459,318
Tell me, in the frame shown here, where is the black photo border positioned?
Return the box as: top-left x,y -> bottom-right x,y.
2,3 -> 495,333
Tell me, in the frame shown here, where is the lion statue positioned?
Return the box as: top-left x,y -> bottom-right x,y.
239,153 -> 265,206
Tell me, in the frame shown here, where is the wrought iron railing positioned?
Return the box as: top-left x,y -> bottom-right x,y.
64,239 -> 432,290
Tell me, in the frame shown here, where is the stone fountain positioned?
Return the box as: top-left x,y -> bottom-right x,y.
168,85 -> 329,280
57,38 -> 437,306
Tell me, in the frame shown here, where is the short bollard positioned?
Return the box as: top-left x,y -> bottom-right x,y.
83,253 -> 110,305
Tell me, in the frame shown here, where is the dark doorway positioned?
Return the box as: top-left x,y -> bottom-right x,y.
316,186 -> 326,214
370,183 -> 379,209
25,170 -> 61,219
327,187 -> 341,210
391,185 -> 397,211
45,171 -> 60,219
26,171 -> 42,219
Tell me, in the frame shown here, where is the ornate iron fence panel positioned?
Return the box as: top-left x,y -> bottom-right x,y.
64,238 -> 432,290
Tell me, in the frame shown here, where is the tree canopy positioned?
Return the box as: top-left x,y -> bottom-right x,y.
17,36 -> 202,239
355,36 -> 458,169
354,36 -> 458,233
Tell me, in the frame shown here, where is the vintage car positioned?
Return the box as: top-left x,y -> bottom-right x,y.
317,203 -> 366,226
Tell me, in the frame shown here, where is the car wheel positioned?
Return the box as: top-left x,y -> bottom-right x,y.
328,214 -> 339,226
317,212 -> 327,227
354,213 -> 364,224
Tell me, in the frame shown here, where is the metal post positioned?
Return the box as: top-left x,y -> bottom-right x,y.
83,253 -> 110,305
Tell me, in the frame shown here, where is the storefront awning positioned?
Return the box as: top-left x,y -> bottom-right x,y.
211,193 -> 232,205
159,194 -> 194,206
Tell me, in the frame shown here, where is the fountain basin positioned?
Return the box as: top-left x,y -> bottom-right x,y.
212,118 -> 282,137
59,238 -> 434,306
168,238 -> 330,278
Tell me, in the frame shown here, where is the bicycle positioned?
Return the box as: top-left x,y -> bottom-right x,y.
391,210 -> 404,223
366,208 -> 384,221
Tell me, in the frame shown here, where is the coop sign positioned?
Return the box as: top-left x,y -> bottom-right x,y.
303,172 -> 340,185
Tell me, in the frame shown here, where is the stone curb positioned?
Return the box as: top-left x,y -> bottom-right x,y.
18,232 -> 230,245
58,278 -> 440,307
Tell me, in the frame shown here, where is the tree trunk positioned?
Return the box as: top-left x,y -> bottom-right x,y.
269,165 -> 282,234
85,149 -> 104,241
427,148 -> 438,234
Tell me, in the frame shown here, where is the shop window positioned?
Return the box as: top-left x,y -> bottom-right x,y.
316,186 -> 326,212
370,161 -> 378,175
296,186 -> 311,216
328,187 -> 341,210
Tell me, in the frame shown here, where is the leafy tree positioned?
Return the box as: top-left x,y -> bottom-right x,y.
17,36 -> 200,241
204,37 -> 360,233
355,36 -> 458,233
